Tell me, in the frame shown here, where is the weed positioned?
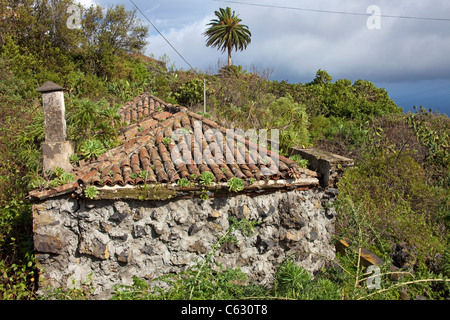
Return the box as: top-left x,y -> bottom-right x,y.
162,137 -> 172,147
177,178 -> 193,188
199,171 -> 215,187
289,154 -> 309,168
138,170 -> 150,181
39,274 -> 95,300
227,177 -> 244,192
69,153 -> 80,166
84,186 -> 98,199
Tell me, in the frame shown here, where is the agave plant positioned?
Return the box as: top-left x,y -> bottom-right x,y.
199,171 -> 215,187
79,139 -> 105,160
227,177 -> 244,192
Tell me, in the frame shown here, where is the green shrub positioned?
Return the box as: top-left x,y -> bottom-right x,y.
272,258 -> 311,299
0,199 -> 35,300
69,153 -> 80,166
272,258 -> 342,300
162,137 -> 172,147
289,154 -> 309,168
174,78 -> 211,107
336,150 -> 447,262
58,172 -> 76,185
266,94 -> 310,153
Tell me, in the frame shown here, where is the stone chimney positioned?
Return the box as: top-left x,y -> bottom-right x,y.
37,81 -> 74,173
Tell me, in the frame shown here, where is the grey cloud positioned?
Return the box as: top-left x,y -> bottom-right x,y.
142,0 -> 449,84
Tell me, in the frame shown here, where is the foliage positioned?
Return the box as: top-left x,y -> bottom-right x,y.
161,137 -> 172,147
174,78 -> 208,107
0,199 -> 36,300
69,153 -> 80,166
32,167 -> 77,190
273,257 -> 311,298
335,150 -> 447,262
311,69 -> 332,85
67,98 -> 106,140
39,275 -> 95,300
270,72 -> 401,120
176,178 -> 193,188
406,107 -> 449,186
84,186 -> 99,200
272,258 -> 342,300
0,259 -> 36,300
0,59 -> 37,300
78,4 -> 149,78
138,171 -> 151,182
79,139 -> 105,160
227,177 -> 244,192
199,171 -> 215,187
112,266 -> 248,300
289,154 -> 309,168
265,94 -> 309,153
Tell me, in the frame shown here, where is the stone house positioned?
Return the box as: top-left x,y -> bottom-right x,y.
29,82 -> 353,299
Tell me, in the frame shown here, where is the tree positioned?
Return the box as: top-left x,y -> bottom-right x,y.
203,7 -> 251,67
312,69 -> 332,85
81,4 -> 149,77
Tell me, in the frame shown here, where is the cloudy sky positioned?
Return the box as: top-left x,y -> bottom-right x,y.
79,0 -> 450,115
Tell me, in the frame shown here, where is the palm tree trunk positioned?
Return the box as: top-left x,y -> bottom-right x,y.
227,44 -> 232,66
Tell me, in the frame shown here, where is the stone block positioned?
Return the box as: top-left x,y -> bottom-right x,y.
209,210 -> 220,218
34,233 -> 64,254
280,230 -> 304,243
132,225 -> 145,238
150,221 -> 167,235
188,240 -> 207,254
289,147 -> 354,187
79,233 -> 110,260
188,224 -> 201,236
117,249 -> 130,263
280,211 -> 306,229
42,140 -> 74,173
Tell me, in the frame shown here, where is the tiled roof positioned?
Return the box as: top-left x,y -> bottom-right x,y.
29,93 -> 319,200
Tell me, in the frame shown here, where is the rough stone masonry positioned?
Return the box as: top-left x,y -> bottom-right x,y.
33,188 -> 338,299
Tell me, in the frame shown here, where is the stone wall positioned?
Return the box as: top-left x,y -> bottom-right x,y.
33,188 -> 338,299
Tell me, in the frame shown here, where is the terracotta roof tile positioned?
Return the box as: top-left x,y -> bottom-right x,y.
29,93 -> 319,200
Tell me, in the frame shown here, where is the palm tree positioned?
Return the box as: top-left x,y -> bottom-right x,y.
203,7 -> 251,67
